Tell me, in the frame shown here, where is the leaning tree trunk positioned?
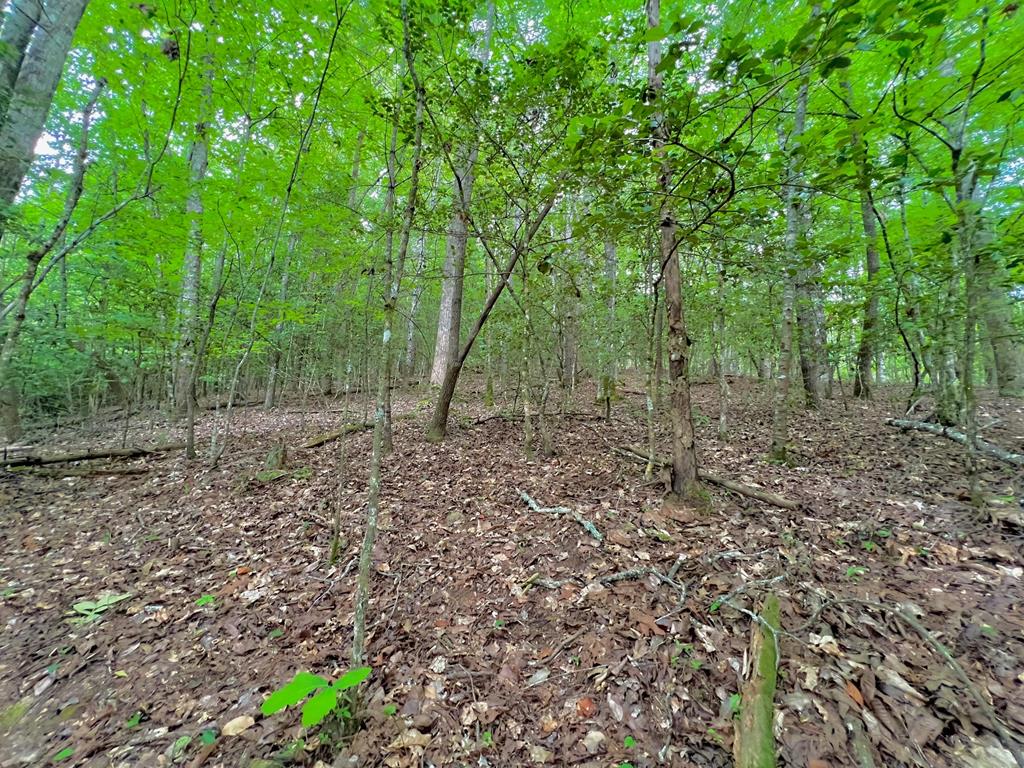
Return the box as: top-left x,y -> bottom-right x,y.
0,0 -> 89,238
647,0 -> 698,499
429,0 -> 495,387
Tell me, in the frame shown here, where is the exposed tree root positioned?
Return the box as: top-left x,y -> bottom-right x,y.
517,489 -> 604,542
886,418 -> 1024,467
1,443 -> 184,468
300,422 -> 373,449
613,445 -> 800,510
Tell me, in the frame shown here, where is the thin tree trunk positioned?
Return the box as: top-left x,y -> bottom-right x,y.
648,0 -> 698,498
352,8 -> 425,665
264,237 -> 295,409
600,238 -> 617,420
845,82 -> 881,400
715,262 -> 729,440
176,31 -> 214,430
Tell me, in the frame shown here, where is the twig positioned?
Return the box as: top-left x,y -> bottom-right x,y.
517,489 -> 603,542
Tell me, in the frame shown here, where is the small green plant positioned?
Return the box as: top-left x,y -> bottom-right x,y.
195,594 -> 216,608
689,658 -> 703,670
493,619 -> 506,629
200,729 -> 216,745
623,735 -> 636,749
727,692 -> 742,716
268,628 -> 285,640
262,667 -> 371,728
481,730 -> 494,747
846,565 -> 867,580
125,711 -> 143,728
861,540 -> 876,553
382,703 -> 397,717
68,593 -> 131,623
52,747 -> 74,763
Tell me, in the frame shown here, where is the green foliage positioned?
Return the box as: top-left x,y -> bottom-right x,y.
261,667 -> 371,730
69,593 -> 131,624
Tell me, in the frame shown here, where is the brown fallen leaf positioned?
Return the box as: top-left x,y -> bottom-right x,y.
576,697 -> 597,718
221,715 -> 254,736
845,679 -> 865,707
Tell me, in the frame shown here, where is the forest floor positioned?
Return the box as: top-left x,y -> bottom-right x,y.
1,378 -> 1023,768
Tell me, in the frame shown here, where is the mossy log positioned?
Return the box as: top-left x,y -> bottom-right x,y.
733,594 -> 781,768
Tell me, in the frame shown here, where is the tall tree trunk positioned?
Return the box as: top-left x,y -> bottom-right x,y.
715,262 -> 729,440
175,33 -> 214,427
979,244 -> 1024,396
0,0 -> 88,237
428,0 -> 494,386
647,0 -> 698,499
769,67 -> 810,462
845,83 -> 881,400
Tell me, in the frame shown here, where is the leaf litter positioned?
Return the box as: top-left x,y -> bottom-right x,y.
0,379 -> 1021,767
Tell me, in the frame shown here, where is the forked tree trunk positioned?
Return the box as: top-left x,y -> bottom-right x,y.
429,0 -> 495,386
0,78 -> 102,442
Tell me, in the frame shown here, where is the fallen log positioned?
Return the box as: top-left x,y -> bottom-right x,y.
885,418 -> 1024,467
1,443 -> 184,468
300,422 -> 373,449
733,594 -> 781,768
613,446 -> 799,510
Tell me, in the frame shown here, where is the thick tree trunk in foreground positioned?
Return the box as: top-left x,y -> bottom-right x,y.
0,0 -> 42,130
429,0 -> 495,387
647,0 -> 698,498
0,0 -> 88,236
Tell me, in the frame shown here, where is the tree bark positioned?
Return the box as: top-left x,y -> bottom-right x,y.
0,0 -> 42,130
647,0 -> 699,498
0,0 -> 88,236
769,64 -> 810,462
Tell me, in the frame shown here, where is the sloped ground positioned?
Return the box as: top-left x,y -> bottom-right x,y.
1,379 -> 1022,768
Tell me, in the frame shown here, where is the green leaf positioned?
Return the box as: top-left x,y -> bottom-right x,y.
195,594 -> 215,607
52,747 -> 74,763
301,686 -> 337,728
261,672 -> 330,716
332,666 -> 371,692
200,729 -> 217,745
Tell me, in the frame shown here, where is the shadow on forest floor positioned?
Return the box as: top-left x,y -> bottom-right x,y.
1,378 -> 1022,767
